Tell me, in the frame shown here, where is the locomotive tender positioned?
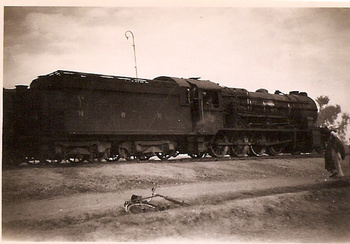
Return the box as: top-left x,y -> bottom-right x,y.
3,70 -> 322,165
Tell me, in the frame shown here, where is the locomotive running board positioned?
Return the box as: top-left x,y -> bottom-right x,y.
218,128 -> 310,132
217,139 -> 293,146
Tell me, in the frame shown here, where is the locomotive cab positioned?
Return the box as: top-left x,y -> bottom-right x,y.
156,76 -> 224,134
185,78 -> 223,134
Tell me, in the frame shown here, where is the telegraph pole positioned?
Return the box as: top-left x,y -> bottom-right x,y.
125,30 -> 138,82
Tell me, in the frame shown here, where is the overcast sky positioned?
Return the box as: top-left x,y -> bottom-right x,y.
3,6 -> 350,125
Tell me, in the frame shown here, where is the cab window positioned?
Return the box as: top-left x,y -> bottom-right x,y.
203,91 -> 219,108
179,88 -> 191,106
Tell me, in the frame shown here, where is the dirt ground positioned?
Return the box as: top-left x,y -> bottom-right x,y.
2,156 -> 350,242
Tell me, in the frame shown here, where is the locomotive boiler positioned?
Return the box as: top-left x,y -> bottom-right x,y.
2,70 -> 322,165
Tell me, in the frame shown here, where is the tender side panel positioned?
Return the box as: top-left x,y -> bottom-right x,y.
62,90 -> 193,135
32,71 -> 193,136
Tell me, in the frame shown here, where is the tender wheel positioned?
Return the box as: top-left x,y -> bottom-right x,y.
230,134 -> 249,157
67,156 -> 84,163
208,134 -> 229,158
26,157 -> 41,165
156,153 -> 171,161
84,155 -> 94,163
54,159 -> 63,165
39,159 -> 48,164
173,151 -> 180,157
9,156 -> 24,167
119,148 -> 133,161
126,203 -> 158,214
189,152 -> 205,158
267,134 -> 284,156
249,133 -> 266,157
96,151 -> 107,163
48,158 -> 63,165
106,155 -> 120,162
54,146 -> 65,164
137,153 -> 152,161
97,148 -> 111,163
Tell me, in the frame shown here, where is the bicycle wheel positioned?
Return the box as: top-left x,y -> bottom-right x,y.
126,202 -> 158,214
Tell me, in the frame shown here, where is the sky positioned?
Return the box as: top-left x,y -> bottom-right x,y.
3,3 -> 350,138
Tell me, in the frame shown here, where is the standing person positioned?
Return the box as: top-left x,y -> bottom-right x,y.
324,129 -> 346,178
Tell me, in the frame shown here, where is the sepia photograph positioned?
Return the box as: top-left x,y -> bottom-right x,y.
2,1 -> 350,242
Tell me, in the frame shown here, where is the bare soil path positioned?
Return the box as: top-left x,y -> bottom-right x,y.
2,157 -> 350,242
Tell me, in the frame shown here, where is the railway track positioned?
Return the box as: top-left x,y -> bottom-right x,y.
7,152 -> 324,168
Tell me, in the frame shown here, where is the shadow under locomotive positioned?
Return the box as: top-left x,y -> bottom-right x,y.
3,70 -> 325,166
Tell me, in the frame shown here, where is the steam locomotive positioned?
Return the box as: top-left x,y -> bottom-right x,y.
2,70 -> 323,165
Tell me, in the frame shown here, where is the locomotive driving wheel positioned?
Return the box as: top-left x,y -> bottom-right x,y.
267,134 -> 284,156
291,148 -> 301,155
249,133 -> 267,157
208,134 -> 229,158
230,134 -> 249,157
